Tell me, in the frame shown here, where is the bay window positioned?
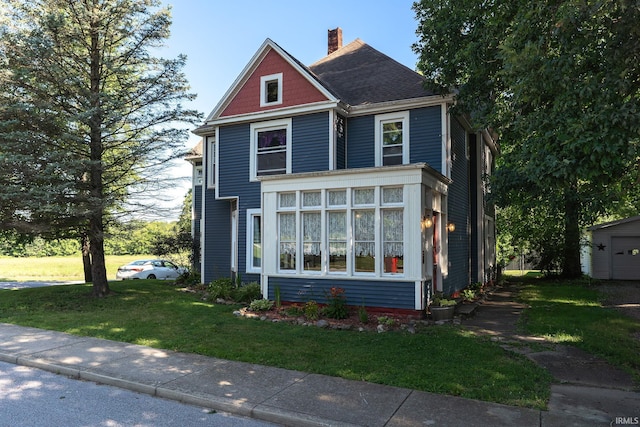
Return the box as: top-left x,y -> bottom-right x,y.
274,186 -> 405,276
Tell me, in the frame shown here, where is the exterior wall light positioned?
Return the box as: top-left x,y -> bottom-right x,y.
446,222 -> 456,232
422,216 -> 433,229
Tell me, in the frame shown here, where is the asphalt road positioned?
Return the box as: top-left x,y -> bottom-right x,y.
0,281 -> 83,290
0,360 -> 278,427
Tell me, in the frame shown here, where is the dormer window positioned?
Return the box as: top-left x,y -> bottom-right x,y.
260,73 -> 283,107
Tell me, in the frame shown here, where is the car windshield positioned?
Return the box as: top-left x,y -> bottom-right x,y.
130,260 -> 151,266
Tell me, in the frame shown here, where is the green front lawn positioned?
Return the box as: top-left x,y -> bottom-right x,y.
0,280 -> 551,409
517,278 -> 640,382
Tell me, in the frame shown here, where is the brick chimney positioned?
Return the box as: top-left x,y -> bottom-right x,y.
327,27 -> 343,55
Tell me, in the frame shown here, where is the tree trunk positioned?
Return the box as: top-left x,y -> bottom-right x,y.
81,234 -> 92,283
88,17 -> 109,298
89,211 -> 109,296
562,191 -> 583,278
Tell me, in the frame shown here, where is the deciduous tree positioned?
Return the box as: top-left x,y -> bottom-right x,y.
413,0 -> 640,277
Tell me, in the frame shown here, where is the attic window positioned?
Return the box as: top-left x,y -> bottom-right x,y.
260,73 -> 283,107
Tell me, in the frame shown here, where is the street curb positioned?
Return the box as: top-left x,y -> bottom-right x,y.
0,352 -> 342,427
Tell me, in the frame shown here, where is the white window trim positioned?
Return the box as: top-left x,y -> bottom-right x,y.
260,73 -> 283,107
206,134 -> 217,189
250,118 -> 292,182
246,208 -> 262,274
374,111 -> 410,167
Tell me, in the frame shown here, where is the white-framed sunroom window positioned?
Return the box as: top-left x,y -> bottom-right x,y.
274,186 -> 405,276
375,111 -> 409,166
250,118 -> 292,181
381,187 -> 404,274
327,189 -> 347,273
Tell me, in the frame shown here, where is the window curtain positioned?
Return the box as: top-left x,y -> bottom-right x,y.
279,213 -> 296,255
302,213 -> 321,256
354,210 -> 375,256
383,209 -> 403,257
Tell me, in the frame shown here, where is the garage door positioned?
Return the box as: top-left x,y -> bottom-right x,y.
611,236 -> 640,280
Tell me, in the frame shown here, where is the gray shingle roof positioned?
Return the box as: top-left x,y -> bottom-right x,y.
308,39 -> 436,107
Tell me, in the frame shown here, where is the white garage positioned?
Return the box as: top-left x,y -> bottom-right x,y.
588,216 -> 640,280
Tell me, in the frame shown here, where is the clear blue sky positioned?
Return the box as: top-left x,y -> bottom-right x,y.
160,0 -> 422,216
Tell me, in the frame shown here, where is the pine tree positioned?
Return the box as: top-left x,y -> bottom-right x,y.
0,0 -> 201,295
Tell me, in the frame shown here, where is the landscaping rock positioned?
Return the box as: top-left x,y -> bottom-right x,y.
316,320 -> 329,328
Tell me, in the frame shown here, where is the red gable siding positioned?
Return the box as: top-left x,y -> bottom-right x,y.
220,48 -> 328,117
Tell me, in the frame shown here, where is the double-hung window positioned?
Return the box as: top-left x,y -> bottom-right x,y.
375,111 -> 409,166
250,119 -> 291,181
206,135 -> 216,188
246,209 -> 262,274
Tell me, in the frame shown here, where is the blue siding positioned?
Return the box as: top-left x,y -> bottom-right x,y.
410,107 -> 442,172
267,277 -> 415,310
292,113 -> 330,173
444,117 -> 470,295
202,193 -> 231,283
192,183 -> 202,273
346,115 -> 374,168
469,134 -> 479,282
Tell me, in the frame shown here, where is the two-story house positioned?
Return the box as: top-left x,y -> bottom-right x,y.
189,29 -> 497,313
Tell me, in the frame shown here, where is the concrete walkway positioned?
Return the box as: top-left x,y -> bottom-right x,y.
0,284 -> 638,426
462,283 -> 640,427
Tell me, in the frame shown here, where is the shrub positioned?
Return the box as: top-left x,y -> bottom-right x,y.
285,304 -> 303,317
248,299 -> 273,312
304,300 -> 319,320
462,288 -> 477,301
377,316 -> 397,327
324,287 -> 349,319
207,278 -> 234,301
235,282 -> 262,303
174,271 -> 201,287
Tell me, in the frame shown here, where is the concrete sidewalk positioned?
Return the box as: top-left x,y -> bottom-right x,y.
0,322 -> 635,426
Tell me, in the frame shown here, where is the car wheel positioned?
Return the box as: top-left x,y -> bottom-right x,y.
147,274 -> 156,279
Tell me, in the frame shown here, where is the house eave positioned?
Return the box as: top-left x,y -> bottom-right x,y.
258,162 -> 451,193
184,154 -> 202,163
587,215 -> 640,231
346,95 -> 454,116
197,100 -> 341,128
192,123 -> 217,137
